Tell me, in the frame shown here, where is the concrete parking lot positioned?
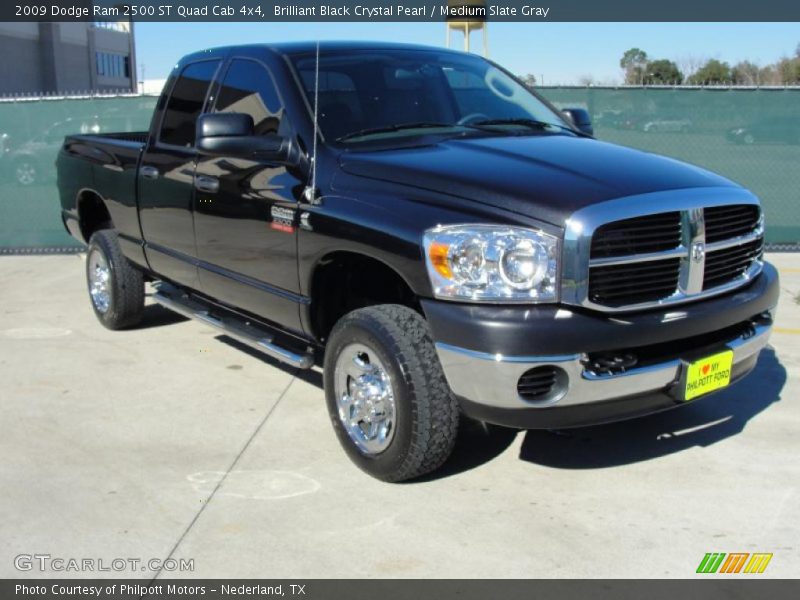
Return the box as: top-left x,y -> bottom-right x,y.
1,253 -> 798,579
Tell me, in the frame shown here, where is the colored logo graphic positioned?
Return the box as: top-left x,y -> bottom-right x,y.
696,553 -> 773,574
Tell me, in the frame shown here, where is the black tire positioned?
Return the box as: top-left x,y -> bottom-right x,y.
86,229 -> 144,330
323,304 -> 459,482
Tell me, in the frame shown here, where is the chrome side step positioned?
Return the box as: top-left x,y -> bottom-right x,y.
152,287 -> 314,369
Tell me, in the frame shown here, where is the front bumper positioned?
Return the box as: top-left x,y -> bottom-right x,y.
422,262 -> 779,429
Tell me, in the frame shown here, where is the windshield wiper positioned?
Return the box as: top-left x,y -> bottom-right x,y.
471,118 -> 590,137
336,122 -> 464,142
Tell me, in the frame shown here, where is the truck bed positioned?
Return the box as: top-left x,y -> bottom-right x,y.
57,132 -> 149,250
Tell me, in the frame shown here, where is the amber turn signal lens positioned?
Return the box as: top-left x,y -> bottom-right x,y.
428,241 -> 452,279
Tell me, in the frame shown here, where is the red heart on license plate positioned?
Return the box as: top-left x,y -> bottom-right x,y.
702,364 -> 710,375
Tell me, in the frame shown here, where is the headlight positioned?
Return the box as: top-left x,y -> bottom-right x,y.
423,224 -> 559,303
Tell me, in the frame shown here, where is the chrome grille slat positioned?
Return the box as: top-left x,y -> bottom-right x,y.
705,229 -> 763,251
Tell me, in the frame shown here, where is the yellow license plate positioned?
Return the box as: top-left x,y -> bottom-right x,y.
684,350 -> 734,401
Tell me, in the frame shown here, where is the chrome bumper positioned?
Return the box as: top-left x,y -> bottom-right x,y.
435,320 -> 773,410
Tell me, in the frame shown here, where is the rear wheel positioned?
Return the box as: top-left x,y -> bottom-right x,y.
323,304 -> 459,482
86,229 -> 144,330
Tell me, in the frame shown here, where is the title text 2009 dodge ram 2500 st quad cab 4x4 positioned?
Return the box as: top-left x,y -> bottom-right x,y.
57,42 -> 779,481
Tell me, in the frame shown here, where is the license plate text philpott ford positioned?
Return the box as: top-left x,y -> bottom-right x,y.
684,350 -> 734,401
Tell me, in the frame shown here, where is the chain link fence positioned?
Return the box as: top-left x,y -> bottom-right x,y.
0,87 -> 798,252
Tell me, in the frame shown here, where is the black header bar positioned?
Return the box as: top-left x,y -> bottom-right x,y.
4,0 -> 800,22
3,579 -> 800,600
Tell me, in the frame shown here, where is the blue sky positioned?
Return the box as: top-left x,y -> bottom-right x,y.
134,22 -> 799,85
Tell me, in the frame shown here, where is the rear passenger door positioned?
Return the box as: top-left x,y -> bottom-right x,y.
193,57 -> 305,332
139,59 -> 220,288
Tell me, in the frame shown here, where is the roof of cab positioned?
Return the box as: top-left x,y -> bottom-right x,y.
176,41 -> 465,66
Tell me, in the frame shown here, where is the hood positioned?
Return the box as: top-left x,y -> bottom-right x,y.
339,135 -> 738,225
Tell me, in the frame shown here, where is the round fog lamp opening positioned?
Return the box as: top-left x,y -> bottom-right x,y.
500,240 -> 547,289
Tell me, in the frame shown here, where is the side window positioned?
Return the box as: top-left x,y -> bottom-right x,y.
159,60 -> 220,147
215,59 -> 284,135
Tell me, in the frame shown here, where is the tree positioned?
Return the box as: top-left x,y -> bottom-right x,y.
620,48 -> 648,84
776,57 -> 800,84
688,59 -> 732,85
732,60 -> 761,85
519,74 -> 537,88
643,59 -> 683,84
758,65 -> 780,85
676,55 -> 706,80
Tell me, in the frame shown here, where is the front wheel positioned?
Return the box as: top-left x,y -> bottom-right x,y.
86,229 -> 144,330
323,305 -> 459,482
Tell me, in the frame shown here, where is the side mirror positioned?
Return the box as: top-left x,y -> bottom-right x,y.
196,113 -> 290,162
562,108 -> 594,136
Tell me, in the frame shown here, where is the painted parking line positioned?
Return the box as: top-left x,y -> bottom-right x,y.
777,268 -> 800,273
774,328 -> 800,335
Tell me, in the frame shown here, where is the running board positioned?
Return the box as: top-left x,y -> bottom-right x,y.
152,286 -> 314,369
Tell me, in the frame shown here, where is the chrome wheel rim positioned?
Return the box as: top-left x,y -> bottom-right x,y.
87,249 -> 111,314
334,343 -> 396,455
16,162 -> 35,185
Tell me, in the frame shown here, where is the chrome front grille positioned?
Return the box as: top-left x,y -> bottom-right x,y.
567,196 -> 764,312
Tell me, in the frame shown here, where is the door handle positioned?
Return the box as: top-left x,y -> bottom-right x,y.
194,175 -> 219,194
140,166 -> 159,180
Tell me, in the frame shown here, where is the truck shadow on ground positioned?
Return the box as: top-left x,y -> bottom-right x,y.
204,334 -> 785,478
137,303 -> 189,329
518,348 -> 786,469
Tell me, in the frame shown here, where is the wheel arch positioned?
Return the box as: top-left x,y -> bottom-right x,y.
307,250 -> 422,343
76,188 -> 113,243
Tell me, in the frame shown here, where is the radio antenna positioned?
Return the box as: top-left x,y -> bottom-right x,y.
304,40 -> 321,204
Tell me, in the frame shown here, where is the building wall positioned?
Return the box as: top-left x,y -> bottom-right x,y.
0,30 -> 42,93
0,22 -> 135,95
57,41 -> 94,91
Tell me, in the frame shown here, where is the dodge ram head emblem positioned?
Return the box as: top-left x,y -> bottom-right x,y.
691,241 -> 705,263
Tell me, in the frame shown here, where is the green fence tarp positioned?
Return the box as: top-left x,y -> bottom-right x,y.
0,88 -> 797,250
539,87 -> 800,246
0,95 -> 156,251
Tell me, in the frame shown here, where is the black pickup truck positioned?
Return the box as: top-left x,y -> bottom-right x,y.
57,42 -> 779,481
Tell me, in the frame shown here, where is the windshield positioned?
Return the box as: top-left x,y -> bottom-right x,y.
291,49 -> 573,145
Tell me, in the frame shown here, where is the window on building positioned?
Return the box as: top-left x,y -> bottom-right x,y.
96,52 -> 131,79
159,60 -> 220,147
94,21 -> 128,32
214,59 -> 284,135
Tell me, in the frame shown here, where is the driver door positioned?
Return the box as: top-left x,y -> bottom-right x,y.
193,57 -> 305,332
